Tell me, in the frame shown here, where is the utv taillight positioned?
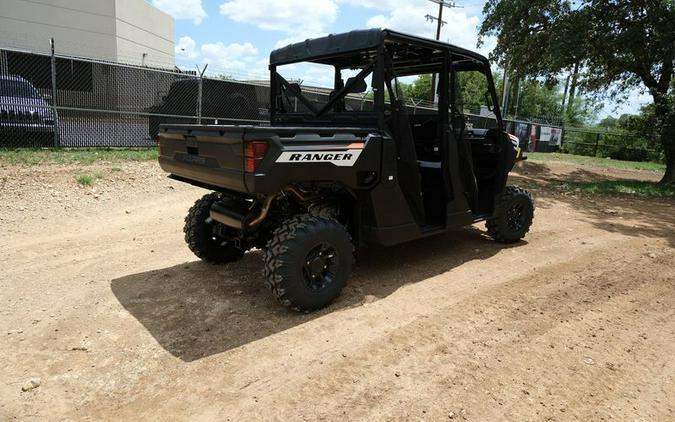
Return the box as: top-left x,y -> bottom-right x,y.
244,140 -> 268,173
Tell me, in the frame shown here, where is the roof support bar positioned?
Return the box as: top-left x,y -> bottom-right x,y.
276,74 -> 321,116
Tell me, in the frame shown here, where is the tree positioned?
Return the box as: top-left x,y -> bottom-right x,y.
399,72 -> 494,112
598,116 -> 618,129
399,74 -> 433,101
516,79 -> 562,119
480,0 -> 675,184
457,71 -> 490,112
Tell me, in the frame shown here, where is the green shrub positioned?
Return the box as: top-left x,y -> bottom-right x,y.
75,174 -> 93,185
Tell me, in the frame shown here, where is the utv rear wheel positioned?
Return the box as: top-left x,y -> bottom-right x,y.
184,192 -> 245,264
263,215 -> 354,312
486,186 -> 534,243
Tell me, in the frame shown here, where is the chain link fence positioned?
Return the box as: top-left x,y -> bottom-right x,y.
560,127 -> 662,162
0,42 -> 271,148
0,42 -> 582,155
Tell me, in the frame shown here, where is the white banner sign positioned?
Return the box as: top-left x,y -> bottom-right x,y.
540,126 -> 552,143
550,128 -> 562,146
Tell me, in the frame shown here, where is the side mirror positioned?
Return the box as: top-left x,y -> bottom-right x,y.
345,77 -> 367,94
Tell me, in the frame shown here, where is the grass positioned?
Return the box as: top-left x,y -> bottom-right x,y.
527,152 -> 666,172
556,180 -> 674,198
75,174 -> 94,186
75,170 -> 105,186
0,148 -> 158,166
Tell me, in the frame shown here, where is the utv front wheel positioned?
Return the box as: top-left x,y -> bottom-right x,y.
263,215 -> 354,312
486,186 -> 534,243
184,192 -> 245,264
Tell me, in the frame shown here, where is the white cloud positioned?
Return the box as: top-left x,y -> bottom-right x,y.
273,32 -> 327,49
152,0 -> 207,25
200,42 -> 268,78
219,0 -> 337,34
298,63 -> 335,87
175,36 -> 198,59
337,0 -> 414,9
366,5 -> 484,54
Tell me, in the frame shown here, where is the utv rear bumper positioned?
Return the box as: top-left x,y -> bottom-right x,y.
159,155 -> 248,193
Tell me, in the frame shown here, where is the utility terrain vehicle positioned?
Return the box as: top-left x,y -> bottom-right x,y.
157,29 -> 534,312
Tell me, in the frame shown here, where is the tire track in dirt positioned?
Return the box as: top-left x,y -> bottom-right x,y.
208,244 -> 674,421
1,160 -> 674,420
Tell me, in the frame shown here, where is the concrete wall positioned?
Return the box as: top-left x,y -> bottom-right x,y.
114,0 -> 175,67
0,0 -> 118,60
0,0 -> 174,67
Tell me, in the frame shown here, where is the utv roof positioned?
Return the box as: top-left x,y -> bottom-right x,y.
269,28 -> 489,68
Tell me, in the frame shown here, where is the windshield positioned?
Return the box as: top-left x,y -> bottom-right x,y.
0,79 -> 41,98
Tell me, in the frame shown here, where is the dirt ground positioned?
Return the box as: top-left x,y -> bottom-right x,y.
1,158 -> 673,421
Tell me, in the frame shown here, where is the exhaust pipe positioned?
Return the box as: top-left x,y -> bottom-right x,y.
246,195 -> 275,227
209,197 -> 271,230
209,186 -> 317,230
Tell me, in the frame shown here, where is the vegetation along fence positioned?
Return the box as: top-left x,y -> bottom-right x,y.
560,127 -> 662,162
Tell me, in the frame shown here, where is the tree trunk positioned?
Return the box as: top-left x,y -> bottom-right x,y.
653,92 -> 675,185
662,151 -> 675,185
566,61 -> 579,115
561,71 -> 571,114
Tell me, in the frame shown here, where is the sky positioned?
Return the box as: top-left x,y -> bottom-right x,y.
148,0 -> 649,118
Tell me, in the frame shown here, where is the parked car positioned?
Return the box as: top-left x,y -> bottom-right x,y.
0,75 -> 55,147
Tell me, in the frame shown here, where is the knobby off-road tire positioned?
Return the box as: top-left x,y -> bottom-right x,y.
263,214 -> 354,312
184,192 -> 245,264
308,201 -> 340,220
486,186 -> 534,243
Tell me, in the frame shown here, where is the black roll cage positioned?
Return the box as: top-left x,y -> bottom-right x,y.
273,62 -> 374,117
268,29 -> 503,129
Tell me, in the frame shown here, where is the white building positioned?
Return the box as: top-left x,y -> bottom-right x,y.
0,0 -> 175,67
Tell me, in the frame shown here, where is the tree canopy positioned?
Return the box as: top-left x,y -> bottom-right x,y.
479,0 -> 675,184
397,71 -> 593,126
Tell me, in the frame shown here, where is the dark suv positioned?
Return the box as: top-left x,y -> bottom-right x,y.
147,78 -> 267,139
0,75 -> 55,147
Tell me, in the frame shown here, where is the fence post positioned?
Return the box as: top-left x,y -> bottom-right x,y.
195,64 -> 208,124
50,38 -> 60,147
196,75 -> 202,124
594,132 -> 601,157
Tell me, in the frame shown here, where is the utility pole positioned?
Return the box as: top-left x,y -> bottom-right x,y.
425,0 -> 461,104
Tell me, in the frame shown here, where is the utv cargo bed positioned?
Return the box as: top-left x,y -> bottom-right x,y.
157,124 -> 378,194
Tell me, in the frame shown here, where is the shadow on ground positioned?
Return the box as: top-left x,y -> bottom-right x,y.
111,227 -> 514,361
511,161 -> 675,247
112,161 -> 674,362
